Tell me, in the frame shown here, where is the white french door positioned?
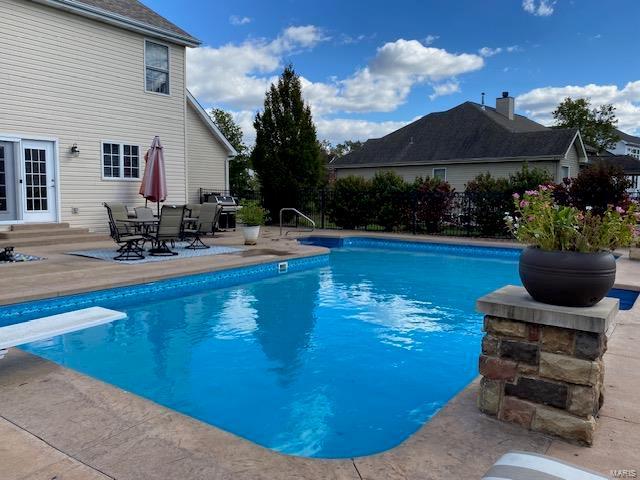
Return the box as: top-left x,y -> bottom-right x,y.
0,142 -> 17,222
21,140 -> 57,223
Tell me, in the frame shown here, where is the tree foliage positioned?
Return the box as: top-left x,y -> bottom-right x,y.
209,108 -> 252,196
251,64 -> 324,216
552,97 -> 620,153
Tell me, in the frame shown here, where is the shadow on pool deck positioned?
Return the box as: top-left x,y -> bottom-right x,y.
0,229 -> 639,479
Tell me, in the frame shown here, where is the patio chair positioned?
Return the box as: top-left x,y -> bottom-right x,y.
104,203 -> 146,261
134,206 -> 158,237
147,205 -> 186,256
183,203 -> 222,249
482,451 -> 607,480
186,203 -> 202,219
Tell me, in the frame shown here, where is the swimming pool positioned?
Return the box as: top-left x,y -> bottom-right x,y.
1,239 -> 634,458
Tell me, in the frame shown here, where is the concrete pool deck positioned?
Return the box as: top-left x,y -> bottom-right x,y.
0,229 -> 639,479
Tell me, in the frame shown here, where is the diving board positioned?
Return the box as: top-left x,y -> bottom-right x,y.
0,307 -> 126,359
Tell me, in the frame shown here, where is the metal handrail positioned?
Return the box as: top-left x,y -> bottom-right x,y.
280,208 -> 316,236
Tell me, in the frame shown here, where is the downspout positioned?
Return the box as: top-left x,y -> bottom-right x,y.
183,48 -> 189,203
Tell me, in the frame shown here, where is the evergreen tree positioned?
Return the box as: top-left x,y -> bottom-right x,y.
251,64 -> 323,216
209,108 -> 252,196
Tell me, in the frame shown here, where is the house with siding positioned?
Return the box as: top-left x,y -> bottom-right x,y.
0,0 -> 235,232
330,93 -> 588,191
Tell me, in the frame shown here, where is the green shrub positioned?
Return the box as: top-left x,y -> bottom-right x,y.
563,163 -> 631,215
371,171 -> 409,231
508,164 -> 553,196
327,176 -> 373,229
465,173 -> 512,236
412,176 -> 455,233
237,200 -> 267,226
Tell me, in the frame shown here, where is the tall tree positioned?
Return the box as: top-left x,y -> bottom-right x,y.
251,64 -> 324,216
209,108 -> 252,196
552,97 -> 620,153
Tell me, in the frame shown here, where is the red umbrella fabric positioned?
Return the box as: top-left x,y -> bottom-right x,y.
139,136 -> 167,213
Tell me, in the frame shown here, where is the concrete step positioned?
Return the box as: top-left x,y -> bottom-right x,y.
0,228 -> 90,240
10,223 -> 70,231
0,233 -> 109,248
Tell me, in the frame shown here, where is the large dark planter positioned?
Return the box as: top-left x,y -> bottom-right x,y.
519,247 -> 616,307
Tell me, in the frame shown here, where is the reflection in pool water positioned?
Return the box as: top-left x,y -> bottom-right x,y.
21,246 -> 520,458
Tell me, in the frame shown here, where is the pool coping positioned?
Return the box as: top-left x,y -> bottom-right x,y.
1,231 -> 640,478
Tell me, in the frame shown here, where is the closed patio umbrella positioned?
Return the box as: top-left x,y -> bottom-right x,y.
139,136 -> 167,217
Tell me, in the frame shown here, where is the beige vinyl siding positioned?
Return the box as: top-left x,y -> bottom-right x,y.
0,0 -> 187,232
186,103 -> 229,203
560,144 -> 581,179
335,160 -> 558,191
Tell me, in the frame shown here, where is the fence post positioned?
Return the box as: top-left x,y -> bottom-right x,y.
320,189 -> 326,229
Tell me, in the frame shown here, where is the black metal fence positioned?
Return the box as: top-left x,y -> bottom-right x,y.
205,187 -> 514,239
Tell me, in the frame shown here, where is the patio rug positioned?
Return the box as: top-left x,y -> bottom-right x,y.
0,253 -> 46,264
67,242 -> 243,264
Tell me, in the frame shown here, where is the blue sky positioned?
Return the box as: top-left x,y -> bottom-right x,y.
146,0 -> 640,143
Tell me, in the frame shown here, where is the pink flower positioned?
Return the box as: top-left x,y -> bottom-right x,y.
540,185 -> 548,191
577,212 -> 585,221
512,192 -> 520,199
520,200 -> 529,208
527,215 -> 534,222
616,206 -> 625,214
525,190 -> 538,196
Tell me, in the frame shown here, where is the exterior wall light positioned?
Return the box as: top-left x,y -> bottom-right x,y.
70,143 -> 80,156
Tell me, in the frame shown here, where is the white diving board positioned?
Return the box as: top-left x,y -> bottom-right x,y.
0,307 -> 127,359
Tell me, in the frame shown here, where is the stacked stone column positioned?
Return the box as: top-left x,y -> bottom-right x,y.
476,286 -> 617,445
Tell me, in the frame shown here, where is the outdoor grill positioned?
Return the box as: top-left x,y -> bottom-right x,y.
213,195 -> 238,230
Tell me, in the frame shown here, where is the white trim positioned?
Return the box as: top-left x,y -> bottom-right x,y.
432,167 -> 447,181
566,130 -> 589,162
144,39 -> 171,96
186,91 -> 238,156
20,139 -> 59,223
30,0 -> 201,47
100,141 -> 142,181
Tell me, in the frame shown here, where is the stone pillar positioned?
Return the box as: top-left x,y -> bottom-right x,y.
476,285 -> 618,446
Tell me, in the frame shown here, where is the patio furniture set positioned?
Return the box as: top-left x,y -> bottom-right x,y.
104,202 -> 223,261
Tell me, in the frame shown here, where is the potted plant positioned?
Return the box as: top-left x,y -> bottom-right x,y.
505,185 -> 638,307
237,201 -> 267,245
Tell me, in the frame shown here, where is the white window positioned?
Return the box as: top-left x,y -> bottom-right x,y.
102,142 -> 140,180
145,40 -> 170,94
433,167 -> 447,181
561,166 -> 570,179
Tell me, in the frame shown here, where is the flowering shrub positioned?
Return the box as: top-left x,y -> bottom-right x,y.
505,185 -> 638,253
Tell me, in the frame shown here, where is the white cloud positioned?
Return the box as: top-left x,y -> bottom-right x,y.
516,81 -> 640,134
479,45 -> 521,57
429,81 -> 460,100
190,30 -> 484,144
479,47 -> 502,57
229,15 -> 251,26
424,34 -> 439,46
522,0 -> 555,16
187,25 -> 329,109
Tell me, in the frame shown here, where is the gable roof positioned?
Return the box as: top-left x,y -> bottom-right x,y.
31,0 -> 200,46
331,102 -> 582,168
186,91 -> 238,157
614,128 -> 640,145
592,153 -> 640,175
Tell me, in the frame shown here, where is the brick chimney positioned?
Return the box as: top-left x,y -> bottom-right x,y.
496,91 -> 514,120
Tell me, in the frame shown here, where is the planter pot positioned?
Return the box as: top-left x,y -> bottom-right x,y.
519,247 -> 616,307
242,225 -> 261,245
630,247 -> 640,261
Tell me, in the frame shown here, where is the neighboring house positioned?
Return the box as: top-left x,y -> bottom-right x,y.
330,93 -> 588,191
607,129 -> 640,159
0,0 -> 235,231
590,150 -> 640,192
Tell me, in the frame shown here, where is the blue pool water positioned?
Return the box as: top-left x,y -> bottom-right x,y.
5,240 -> 635,458
10,241 -> 520,458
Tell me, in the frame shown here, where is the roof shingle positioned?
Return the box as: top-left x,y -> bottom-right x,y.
40,0 -> 199,45
332,102 -> 579,167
